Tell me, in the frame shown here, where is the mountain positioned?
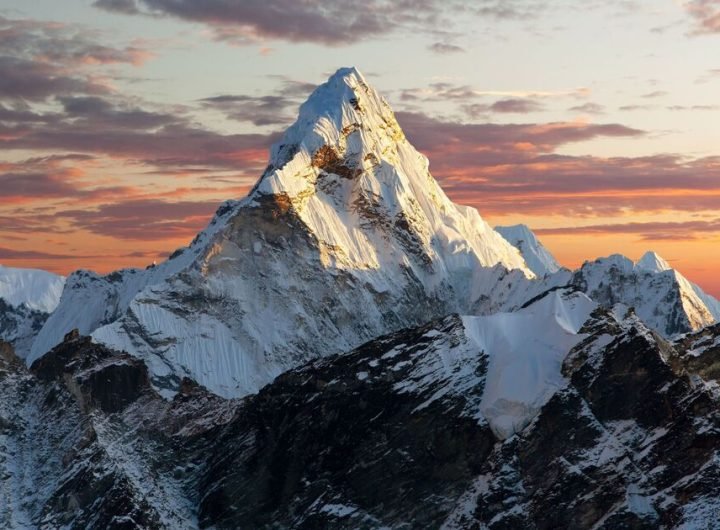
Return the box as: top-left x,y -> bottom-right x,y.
6,66 -> 720,528
494,224 -> 720,338
572,252 -> 719,337
496,224 -> 562,277
5,289 -> 720,528
30,67 -> 540,398
0,265 -> 65,357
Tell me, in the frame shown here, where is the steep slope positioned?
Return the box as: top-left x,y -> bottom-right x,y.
0,265 -> 65,313
572,252 -> 719,337
33,67 -> 537,398
0,265 -> 65,357
30,201 -> 239,360
496,224 -> 562,277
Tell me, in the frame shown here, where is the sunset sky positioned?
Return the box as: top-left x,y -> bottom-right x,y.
2,1 -> 720,294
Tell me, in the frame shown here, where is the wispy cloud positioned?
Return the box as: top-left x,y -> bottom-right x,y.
428,42 -> 465,54
684,0 -> 720,35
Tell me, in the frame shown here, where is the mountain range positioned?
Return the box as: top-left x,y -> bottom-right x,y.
2,67 -> 720,529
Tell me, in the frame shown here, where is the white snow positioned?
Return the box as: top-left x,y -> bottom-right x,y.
495,224 -> 561,277
0,264 -> 65,313
463,291 -> 596,438
635,250 -> 671,273
31,67 -> 542,398
576,252 -> 720,337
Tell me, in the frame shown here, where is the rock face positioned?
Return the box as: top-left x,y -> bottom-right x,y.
32,67 -> 538,398
5,292 -> 720,528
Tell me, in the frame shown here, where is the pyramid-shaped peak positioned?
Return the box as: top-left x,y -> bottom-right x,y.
254,66 -> 408,198
636,251 -> 671,273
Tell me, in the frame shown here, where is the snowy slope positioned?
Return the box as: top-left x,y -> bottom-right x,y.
462,290 -> 595,438
0,265 -> 65,357
572,251 -> 719,336
33,67 -> 537,397
0,265 -> 64,313
495,224 -> 562,277
30,200 -> 241,361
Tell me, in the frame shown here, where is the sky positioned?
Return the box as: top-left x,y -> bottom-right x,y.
2,0 -> 720,293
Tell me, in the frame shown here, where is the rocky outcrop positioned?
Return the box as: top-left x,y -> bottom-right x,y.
8,302 -> 720,528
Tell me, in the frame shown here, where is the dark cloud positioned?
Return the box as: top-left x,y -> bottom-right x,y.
568,102 -> 605,115
489,98 -> 544,113
0,16 -> 152,102
57,199 -> 221,240
0,156 -> 137,204
200,77 -> 313,126
535,219 -> 720,241
0,247 -> 79,260
641,90 -> 668,98
0,94 -> 279,171
394,111 -> 720,217
428,42 -> 465,54
0,56 -> 106,101
92,0 -> 549,46
462,98 -> 545,118
397,111 -> 643,155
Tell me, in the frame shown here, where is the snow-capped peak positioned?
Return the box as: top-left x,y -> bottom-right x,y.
635,250 -> 671,273
31,67 -> 541,398
255,66 -> 402,198
248,66 -> 531,277
0,265 -> 65,313
574,252 -> 720,337
495,224 -> 561,277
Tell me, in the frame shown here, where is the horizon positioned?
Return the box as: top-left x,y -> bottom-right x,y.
2,1 -> 720,295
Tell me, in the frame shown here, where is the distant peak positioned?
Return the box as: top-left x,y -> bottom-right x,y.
495,224 -> 561,276
496,224 -> 538,243
328,66 -> 364,83
636,251 -> 671,273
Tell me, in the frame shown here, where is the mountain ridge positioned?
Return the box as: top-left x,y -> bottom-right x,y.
30,67 -> 540,398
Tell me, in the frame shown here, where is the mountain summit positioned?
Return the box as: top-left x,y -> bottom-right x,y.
31,67 -> 536,397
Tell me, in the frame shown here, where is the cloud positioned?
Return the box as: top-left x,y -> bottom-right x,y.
641,90 -> 668,98
397,111 -> 643,155
428,42 -> 465,54
92,0 -> 553,46
393,111 -> 720,217
618,104 -> 656,111
93,0 -> 440,45
400,82 -> 590,103
535,219 -> 720,241
200,76 -> 314,126
0,247 -> 80,260
0,155 -> 138,204
489,98 -> 545,113
0,94 -> 279,171
0,16 -> 153,102
568,102 -> 606,115
0,56 -> 106,101
667,104 -> 720,111
684,0 -> 720,35
57,199 -> 222,240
